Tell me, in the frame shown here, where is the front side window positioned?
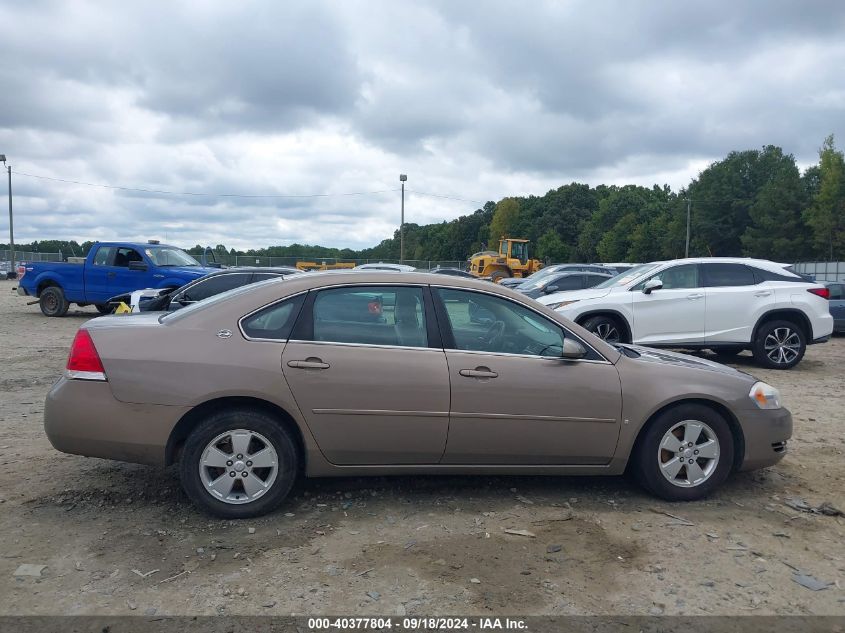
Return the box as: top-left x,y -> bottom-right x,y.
312,286 -> 428,348
92,246 -> 113,266
702,263 -> 757,287
183,273 -> 251,302
633,264 -> 700,290
113,247 -> 143,268
544,274 -> 583,292
437,288 -> 565,357
241,294 -> 306,340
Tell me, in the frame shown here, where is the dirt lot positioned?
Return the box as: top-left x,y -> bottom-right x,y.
0,279 -> 843,616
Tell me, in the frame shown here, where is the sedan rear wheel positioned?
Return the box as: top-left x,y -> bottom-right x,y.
180,408 -> 298,518
632,403 -> 733,501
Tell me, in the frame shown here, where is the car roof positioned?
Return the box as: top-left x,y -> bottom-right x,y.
641,257 -> 793,274
204,266 -> 301,275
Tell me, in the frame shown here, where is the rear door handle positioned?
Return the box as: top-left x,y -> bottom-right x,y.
459,367 -> 498,379
287,358 -> 330,370
686,293 -> 704,300
754,291 -> 772,297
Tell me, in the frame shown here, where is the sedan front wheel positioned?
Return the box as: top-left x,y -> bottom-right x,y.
632,403 -> 734,501
180,408 -> 298,518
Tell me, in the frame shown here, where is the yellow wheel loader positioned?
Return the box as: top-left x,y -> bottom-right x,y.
467,237 -> 544,283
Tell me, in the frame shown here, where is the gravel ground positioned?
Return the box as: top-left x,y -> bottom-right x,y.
0,279 -> 843,616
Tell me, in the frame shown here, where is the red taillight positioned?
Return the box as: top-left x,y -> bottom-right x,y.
807,287 -> 830,300
66,329 -> 106,380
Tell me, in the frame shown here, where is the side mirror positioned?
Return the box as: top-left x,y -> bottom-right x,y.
561,338 -> 588,359
643,278 -> 663,294
128,260 -> 148,272
544,285 -> 559,294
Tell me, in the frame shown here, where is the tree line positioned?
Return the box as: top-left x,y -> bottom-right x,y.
7,136 -> 845,265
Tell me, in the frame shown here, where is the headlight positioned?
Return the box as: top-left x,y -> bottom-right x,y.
547,299 -> 579,310
749,381 -> 782,409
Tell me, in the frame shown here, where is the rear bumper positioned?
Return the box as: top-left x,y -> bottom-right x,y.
44,376 -> 190,466
737,407 -> 792,471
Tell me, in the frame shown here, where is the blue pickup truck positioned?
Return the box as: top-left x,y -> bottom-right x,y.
18,241 -> 216,316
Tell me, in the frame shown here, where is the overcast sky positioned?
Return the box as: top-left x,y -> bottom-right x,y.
1,1 -> 844,251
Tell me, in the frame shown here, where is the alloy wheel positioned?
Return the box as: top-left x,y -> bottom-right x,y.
657,420 -> 720,488
198,429 -> 278,504
594,321 -> 620,343
764,327 -> 801,366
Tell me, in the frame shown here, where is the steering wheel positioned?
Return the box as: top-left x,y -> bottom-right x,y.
481,320 -> 506,350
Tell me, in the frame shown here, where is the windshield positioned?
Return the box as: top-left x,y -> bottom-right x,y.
145,247 -> 200,267
593,263 -> 662,289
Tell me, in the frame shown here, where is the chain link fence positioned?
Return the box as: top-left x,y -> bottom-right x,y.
792,261 -> 845,282
1,250 -> 63,263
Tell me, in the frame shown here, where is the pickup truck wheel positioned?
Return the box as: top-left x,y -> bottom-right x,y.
180,408 -> 298,519
752,320 -> 806,370
39,286 -> 69,317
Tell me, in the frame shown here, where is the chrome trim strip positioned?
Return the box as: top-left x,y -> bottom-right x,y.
450,411 -> 616,424
312,408 -> 449,417
442,347 -> 611,364
287,339 -> 443,353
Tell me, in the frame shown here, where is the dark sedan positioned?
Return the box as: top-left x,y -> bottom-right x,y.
108,267 -> 303,312
517,271 -> 613,299
824,281 -> 845,332
499,263 -> 616,289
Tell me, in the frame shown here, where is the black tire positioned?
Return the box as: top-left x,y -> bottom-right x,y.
581,314 -> 626,343
631,403 -> 734,502
95,304 -> 113,315
752,320 -> 806,370
179,408 -> 299,519
490,270 -> 511,284
39,286 -> 70,317
713,345 -> 745,357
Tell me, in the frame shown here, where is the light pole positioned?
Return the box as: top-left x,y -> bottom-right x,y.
399,174 -> 407,263
0,155 -> 13,276
684,197 -> 691,258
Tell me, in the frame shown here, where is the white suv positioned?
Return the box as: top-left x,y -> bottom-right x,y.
536,258 -> 833,369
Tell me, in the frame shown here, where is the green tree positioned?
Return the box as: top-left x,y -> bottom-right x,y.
536,230 -> 570,263
488,197 -> 521,246
804,135 -> 845,259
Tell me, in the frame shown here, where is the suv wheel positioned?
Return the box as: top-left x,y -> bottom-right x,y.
632,403 -> 734,501
39,286 -> 70,317
752,320 -> 806,370
180,408 -> 298,519
582,315 -> 625,343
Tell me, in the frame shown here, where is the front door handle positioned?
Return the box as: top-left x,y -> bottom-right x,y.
754,291 -> 772,297
287,358 -> 330,370
459,367 -> 498,379
686,293 -> 704,300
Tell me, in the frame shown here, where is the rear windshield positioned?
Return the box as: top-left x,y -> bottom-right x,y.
159,277 -> 283,323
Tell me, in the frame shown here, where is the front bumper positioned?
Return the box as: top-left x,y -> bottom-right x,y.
737,406 -> 793,471
17,286 -> 29,296
44,376 -> 190,466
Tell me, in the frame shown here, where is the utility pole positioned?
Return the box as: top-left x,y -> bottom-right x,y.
685,197 -> 691,258
399,174 -> 407,263
0,155 -> 13,276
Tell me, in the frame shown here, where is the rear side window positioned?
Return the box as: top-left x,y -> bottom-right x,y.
312,286 -> 428,348
702,263 -> 756,287
752,267 -> 807,283
241,294 -> 306,341
92,247 -> 113,266
183,273 -> 251,302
